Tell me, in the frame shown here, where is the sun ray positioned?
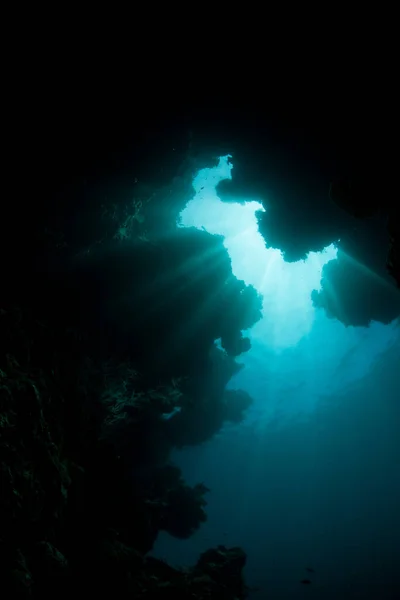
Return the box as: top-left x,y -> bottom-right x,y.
179,156 -> 337,349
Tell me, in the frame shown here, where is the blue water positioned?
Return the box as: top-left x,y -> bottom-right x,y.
152,157 -> 400,598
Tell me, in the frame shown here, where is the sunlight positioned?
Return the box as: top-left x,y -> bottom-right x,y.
179,156 -> 337,349
175,155 -> 399,431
